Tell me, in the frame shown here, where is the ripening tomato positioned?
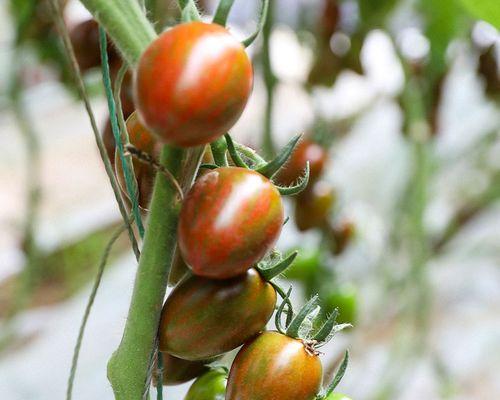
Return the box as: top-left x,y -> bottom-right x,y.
226,331 -> 322,400
153,352 -> 216,386
331,220 -> 355,255
159,269 -> 276,360
295,181 -> 336,231
275,138 -> 328,186
70,19 -> 119,72
325,394 -> 352,400
324,284 -> 357,325
134,21 -> 253,147
184,369 -> 227,400
115,112 -> 161,209
178,167 -> 284,279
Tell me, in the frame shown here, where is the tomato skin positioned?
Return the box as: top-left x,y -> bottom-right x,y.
115,112 -> 161,209
276,139 -> 328,186
159,269 -> 276,360
134,21 -> 253,147
226,331 -> 322,400
331,220 -> 355,255
295,181 -> 336,231
153,352 -> 214,386
325,284 -> 357,325
184,369 -> 227,400
178,167 -> 284,279
325,394 -> 352,400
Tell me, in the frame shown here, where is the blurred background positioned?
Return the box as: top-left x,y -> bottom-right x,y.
0,0 -> 499,399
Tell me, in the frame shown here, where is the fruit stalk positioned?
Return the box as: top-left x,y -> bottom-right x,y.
107,146 -> 184,400
76,1 -> 205,398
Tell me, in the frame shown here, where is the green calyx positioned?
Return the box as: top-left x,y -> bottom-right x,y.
211,133 -> 310,196
316,351 -> 350,399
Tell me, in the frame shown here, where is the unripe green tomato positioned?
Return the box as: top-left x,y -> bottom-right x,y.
324,284 -> 358,325
284,247 -> 321,282
184,369 -> 227,400
325,393 -> 352,400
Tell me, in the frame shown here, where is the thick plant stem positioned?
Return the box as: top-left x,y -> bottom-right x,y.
107,145 -> 184,400
261,0 -> 277,158
78,0 -> 156,65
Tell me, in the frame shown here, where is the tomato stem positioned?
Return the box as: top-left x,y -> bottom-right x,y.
78,0 -> 156,65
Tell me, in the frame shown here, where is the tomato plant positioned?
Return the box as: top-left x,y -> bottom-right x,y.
226,331 -> 323,400
115,112 -> 160,209
178,167 -> 284,279
159,268 -> 276,360
184,369 -> 227,400
285,247 -> 321,282
134,21 -> 253,147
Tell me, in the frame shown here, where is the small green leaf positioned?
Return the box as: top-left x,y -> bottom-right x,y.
224,134 -> 249,168
275,162 -> 310,196
312,309 -> 339,342
242,0 -> 269,47
256,134 -> 302,178
325,351 -> 350,396
274,285 -> 292,334
286,294 -> 319,338
257,251 -> 298,281
458,0 -> 500,29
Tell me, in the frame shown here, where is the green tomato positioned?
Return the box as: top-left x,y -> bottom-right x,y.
184,369 -> 227,400
285,247 -> 321,282
325,393 -> 352,400
325,284 -> 358,325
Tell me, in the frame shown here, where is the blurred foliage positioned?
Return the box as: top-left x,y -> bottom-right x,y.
458,0 -> 500,29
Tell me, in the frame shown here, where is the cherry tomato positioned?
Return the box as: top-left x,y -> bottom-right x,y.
285,247 -> 321,282
324,284 -> 357,325
159,269 -> 276,360
184,369 -> 227,400
275,138 -> 328,186
226,331 -> 322,400
331,220 -> 355,255
295,181 -> 336,231
70,19 -> 119,72
325,394 -> 352,400
153,352 -> 215,386
134,21 -> 253,147
115,112 -> 161,209
178,167 -> 284,279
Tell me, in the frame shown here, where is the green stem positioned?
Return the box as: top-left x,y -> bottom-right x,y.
261,0 -> 276,158
78,0 -> 156,65
107,146 -> 184,400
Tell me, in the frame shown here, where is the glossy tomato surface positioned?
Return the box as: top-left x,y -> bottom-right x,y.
115,112 -> 160,209
295,181 -> 336,231
153,352 -> 214,386
275,138 -> 328,186
178,167 -> 284,279
184,369 -> 227,400
135,22 -> 253,147
159,269 -> 276,360
226,331 -> 322,400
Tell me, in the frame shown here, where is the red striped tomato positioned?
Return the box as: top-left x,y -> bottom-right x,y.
178,167 -> 284,279
134,22 -> 253,147
226,331 -> 323,400
159,269 -> 276,360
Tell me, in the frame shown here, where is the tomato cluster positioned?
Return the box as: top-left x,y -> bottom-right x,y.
119,16 -> 352,400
